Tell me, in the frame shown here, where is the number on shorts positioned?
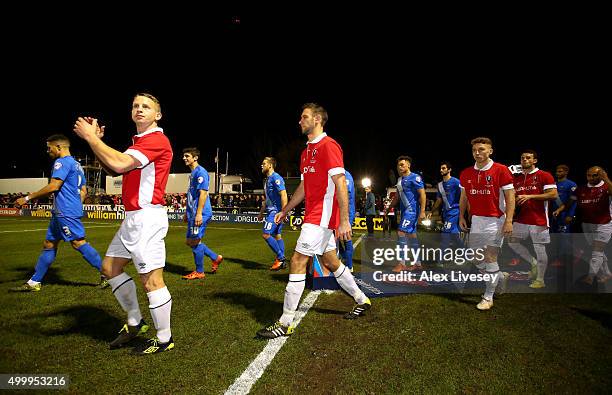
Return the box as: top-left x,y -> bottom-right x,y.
265,222 -> 274,231
402,219 -> 411,228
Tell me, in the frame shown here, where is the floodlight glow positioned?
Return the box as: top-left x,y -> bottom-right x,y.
361,178 -> 372,188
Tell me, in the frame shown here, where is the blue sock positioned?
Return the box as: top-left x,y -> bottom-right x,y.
201,243 -> 218,261
344,239 -> 354,269
192,244 -> 205,273
31,248 -> 57,282
76,243 -> 102,271
398,236 -> 409,262
265,237 -> 282,258
276,238 -> 285,260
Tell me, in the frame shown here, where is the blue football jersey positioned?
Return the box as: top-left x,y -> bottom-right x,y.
186,166 -> 212,219
397,173 -> 424,214
265,172 -> 286,214
51,156 -> 85,217
345,170 -> 355,223
436,176 -> 462,214
552,179 -> 577,216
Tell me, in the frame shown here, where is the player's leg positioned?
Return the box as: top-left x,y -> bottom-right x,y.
320,247 -> 371,319
182,237 -> 206,279
508,223 -> 537,273
257,251 -> 309,339
131,209 -> 174,354
473,216 -> 507,310
66,217 -> 102,272
529,226 -> 550,288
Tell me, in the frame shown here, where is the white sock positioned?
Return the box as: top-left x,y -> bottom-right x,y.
508,242 -> 535,265
147,286 -> 172,343
279,274 -> 306,326
483,262 -> 500,300
533,244 -> 548,282
108,272 -> 142,326
589,251 -> 604,276
27,279 -> 41,286
599,254 -> 611,276
334,263 -> 368,305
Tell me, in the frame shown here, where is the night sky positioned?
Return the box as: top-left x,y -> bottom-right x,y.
4,11 -> 608,195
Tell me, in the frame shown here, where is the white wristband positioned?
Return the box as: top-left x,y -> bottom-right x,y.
24,196 -> 30,202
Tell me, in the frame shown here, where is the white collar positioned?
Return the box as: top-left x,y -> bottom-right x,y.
135,127 -> 164,138
588,181 -> 604,188
524,167 -> 539,175
306,132 -> 327,145
473,160 -> 494,171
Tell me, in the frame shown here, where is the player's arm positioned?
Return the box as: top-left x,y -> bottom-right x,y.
73,118 -> 141,174
516,187 -> 558,205
502,188 -> 516,236
15,178 -> 64,207
429,197 -> 442,219
275,182 -> 305,224
80,185 -> 87,203
459,188 -> 469,231
600,169 -> 612,196
417,188 -> 426,222
332,173 -> 352,241
195,189 -> 207,226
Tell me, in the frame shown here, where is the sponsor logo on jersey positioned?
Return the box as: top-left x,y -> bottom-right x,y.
54,161 -> 62,170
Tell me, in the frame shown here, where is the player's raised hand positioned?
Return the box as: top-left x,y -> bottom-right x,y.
73,117 -> 98,141
84,116 -> 105,138
274,211 -> 287,224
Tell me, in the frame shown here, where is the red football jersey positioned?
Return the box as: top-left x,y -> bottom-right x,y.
123,128 -> 173,212
572,181 -> 611,224
460,161 -> 514,218
300,133 -> 344,229
513,168 -> 556,226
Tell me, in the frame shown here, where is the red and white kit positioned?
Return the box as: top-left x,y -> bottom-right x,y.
460,160 -> 514,248
512,168 -> 556,243
296,132 -> 344,256
573,181 -> 612,244
106,128 -> 174,272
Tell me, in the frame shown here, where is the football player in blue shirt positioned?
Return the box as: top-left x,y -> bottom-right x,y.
338,170 -> 356,271
383,156 -> 426,271
550,164 -> 577,266
430,161 -> 465,253
258,157 -> 288,270
11,134 -> 103,292
182,148 -> 223,279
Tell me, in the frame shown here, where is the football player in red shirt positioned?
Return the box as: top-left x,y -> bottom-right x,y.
569,166 -> 612,284
507,150 -> 558,288
256,103 -> 371,339
74,93 -> 174,354
459,137 -> 515,310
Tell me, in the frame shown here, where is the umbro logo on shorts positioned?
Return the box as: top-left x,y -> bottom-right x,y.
301,243 -> 310,249
138,262 -> 146,269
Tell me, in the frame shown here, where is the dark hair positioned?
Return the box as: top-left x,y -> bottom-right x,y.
556,164 -> 569,172
470,137 -> 493,146
397,155 -> 413,164
47,134 -> 70,145
182,147 -> 200,159
521,149 -> 538,159
441,161 -> 452,170
302,103 -> 328,126
134,92 -> 161,112
264,156 -> 277,168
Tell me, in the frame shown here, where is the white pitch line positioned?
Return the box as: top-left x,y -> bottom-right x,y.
224,234 -> 365,395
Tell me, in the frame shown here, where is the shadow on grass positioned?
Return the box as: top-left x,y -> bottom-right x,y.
571,308 -> 612,330
222,256 -> 269,270
165,261 -> 189,276
431,293 -> 481,306
213,291 -> 282,324
5,266 -> 97,287
40,306 -> 122,342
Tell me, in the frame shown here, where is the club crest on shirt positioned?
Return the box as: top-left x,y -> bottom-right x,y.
486,175 -> 492,185
275,179 -> 281,185
54,161 -> 62,170
197,176 -> 204,184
